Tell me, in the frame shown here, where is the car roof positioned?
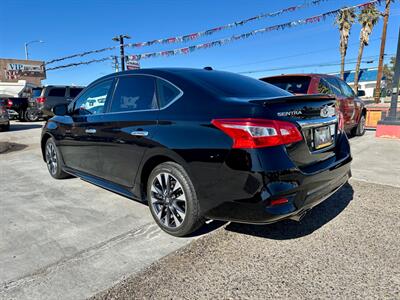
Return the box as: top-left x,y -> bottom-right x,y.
89,67 -> 237,85
260,73 -> 340,80
43,85 -> 85,88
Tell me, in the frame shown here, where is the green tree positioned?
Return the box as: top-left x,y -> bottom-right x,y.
353,5 -> 380,93
382,56 -> 396,96
335,8 -> 356,80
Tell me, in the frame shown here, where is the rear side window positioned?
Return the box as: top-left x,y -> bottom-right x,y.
263,76 -> 311,94
110,76 -> 157,113
157,79 -> 182,108
69,87 -> 83,98
187,70 -> 291,98
48,88 -> 66,97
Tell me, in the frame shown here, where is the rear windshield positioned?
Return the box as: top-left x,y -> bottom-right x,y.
48,88 -> 66,97
262,76 -> 311,94
69,87 -> 84,98
186,70 -> 291,98
32,88 -> 42,99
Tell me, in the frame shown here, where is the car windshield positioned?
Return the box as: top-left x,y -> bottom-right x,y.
262,76 -> 311,94
186,70 -> 291,98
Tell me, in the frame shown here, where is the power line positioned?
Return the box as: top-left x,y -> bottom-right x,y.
46,57 -> 112,71
238,54 -> 395,74
44,0 -> 333,65
220,37 -> 397,70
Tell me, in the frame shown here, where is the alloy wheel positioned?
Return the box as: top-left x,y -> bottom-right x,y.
150,172 -> 186,228
46,143 -> 58,176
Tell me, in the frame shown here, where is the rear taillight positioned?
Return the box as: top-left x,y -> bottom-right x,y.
211,118 -> 303,149
7,99 -> 12,108
338,112 -> 344,132
36,97 -> 46,104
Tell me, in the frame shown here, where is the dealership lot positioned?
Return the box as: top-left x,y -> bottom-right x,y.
1,121 -> 400,299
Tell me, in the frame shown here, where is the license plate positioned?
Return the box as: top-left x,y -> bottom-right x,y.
314,125 -> 333,150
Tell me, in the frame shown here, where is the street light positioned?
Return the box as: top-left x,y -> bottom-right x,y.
24,40 -> 44,60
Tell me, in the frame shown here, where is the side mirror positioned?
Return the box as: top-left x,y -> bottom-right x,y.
357,90 -> 366,97
52,103 -> 68,116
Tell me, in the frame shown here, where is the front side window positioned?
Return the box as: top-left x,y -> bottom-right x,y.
338,79 -> 355,98
110,76 -> 157,113
48,88 -> 66,97
325,77 -> 342,97
73,80 -> 113,115
317,78 -> 334,95
157,78 -> 182,108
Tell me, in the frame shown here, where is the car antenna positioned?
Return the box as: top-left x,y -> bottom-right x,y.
203,66 -> 213,70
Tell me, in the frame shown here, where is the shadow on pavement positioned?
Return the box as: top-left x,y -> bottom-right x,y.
9,123 -> 43,132
225,182 -> 354,240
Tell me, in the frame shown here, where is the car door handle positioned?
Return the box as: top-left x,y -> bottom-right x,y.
130,131 -> 148,137
85,128 -> 96,134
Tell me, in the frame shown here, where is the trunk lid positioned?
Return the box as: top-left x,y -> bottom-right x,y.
250,94 -> 339,170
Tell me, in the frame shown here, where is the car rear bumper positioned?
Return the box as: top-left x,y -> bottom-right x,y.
202,140 -> 352,224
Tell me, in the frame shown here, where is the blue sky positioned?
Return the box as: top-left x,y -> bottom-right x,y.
1,0 -> 399,86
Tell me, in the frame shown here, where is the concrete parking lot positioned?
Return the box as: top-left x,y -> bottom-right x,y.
0,121 -> 200,299
1,121 -> 400,299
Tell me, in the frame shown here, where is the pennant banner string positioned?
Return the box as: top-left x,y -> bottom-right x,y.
46,0 -> 331,65
127,0 -> 382,61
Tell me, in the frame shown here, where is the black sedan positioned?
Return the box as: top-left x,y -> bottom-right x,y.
41,68 -> 352,237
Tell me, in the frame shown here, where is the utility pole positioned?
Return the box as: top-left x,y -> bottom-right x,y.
112,56 -> 119,72
374,0 -> 392,103
112,34 -> 131,71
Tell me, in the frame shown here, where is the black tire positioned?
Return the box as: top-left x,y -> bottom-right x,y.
45,138 -> 70,179
19,109 -> 27,122
1,122 -> 10,131
352,114 -> 366,136
147,162 -> 204,237
24,109 -> 40,122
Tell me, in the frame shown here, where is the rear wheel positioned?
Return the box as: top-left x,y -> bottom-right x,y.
352,114 -> 366,136
24,109 -> 40,122
0,122 -> 10,131
18,109 -> 27,122
147,162 -> 204,237
45,138 -> 70,179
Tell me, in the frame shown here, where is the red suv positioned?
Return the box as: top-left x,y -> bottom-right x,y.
261,74 -> 366,136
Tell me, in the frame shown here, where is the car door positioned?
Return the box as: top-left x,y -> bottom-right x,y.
58,79 -> 115,176
94,74 -> 159,188
325,77 -> 355,130
337,79 -> 358,127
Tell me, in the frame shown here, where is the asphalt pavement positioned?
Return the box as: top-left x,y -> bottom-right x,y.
92,130 -> 400,299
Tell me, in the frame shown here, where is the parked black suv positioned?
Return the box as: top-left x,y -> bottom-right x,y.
37,85 -> 84,118
41,68 -> 352,237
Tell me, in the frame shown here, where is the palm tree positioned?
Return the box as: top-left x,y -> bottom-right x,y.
335,8 -> 356,80
353,5 -> 380,93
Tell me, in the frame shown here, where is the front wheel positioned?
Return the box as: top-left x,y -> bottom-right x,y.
147,162 -> 204,237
